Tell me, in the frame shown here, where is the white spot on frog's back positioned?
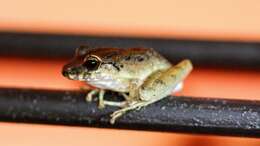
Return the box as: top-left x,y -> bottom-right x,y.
86,74 -> 128,92
173,82 -> 183,93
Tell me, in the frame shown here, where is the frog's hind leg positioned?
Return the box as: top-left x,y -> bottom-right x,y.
139,59 -> 192,101
110,59 -> 193,124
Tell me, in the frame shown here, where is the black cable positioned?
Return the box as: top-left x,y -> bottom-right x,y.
0,88 -> 259,137
0,31 -> 260,69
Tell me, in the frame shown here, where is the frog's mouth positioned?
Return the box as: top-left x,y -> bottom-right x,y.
77,72 -> 88,81
65,74 -> 84,81
62,69 -> 87,81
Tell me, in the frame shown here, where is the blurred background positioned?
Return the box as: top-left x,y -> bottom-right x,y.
0,0 -> 260,146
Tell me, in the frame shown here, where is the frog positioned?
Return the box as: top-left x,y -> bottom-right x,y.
62,46 -> 193,124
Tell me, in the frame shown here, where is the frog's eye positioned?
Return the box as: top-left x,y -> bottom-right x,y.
83,56 -> 101,71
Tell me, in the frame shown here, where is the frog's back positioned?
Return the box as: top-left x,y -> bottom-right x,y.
119,47 -> 170,68
88,47 -> 171,75
115,48 -> 172,80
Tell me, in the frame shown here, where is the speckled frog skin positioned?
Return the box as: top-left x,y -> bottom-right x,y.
62,46 -> 193,124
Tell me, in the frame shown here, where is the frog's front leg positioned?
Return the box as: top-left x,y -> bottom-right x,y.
85,88 -> 99,102
110,59 -> 193,124
85,88 -> 106,108
98,89 -> 105,108
85,88 -> 128,108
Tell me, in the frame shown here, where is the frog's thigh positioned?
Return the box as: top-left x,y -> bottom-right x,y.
139,59 -> 192,101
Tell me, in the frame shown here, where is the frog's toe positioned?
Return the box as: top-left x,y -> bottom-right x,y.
110,109 -> 125,117
110,110 -> 125,124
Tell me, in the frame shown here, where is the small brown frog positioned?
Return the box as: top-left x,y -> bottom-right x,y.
62,46 -> 193,124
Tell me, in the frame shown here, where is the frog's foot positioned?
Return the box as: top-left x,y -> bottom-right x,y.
110,100 -> 152,124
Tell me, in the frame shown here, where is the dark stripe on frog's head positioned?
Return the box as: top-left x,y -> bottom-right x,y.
87,48 -> 123,60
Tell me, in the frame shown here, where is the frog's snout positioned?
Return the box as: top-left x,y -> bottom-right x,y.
62,66 -> 79,80
62,69 -> 69,78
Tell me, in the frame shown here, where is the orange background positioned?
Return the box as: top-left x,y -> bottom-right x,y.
0,0 -> 260,146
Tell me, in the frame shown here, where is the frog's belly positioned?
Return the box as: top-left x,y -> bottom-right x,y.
86,78 -> 129,92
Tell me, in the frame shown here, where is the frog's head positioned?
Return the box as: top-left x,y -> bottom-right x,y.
62,46 -> 122,81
